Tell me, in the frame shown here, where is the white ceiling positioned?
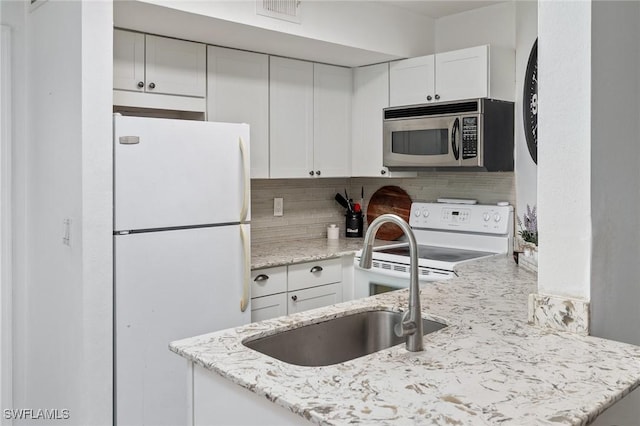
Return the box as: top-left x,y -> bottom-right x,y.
377,0 -> 505,18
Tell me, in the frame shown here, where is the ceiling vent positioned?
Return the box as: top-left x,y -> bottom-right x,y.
256,0 -> 302,24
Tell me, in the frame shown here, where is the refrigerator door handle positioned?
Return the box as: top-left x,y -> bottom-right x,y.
239,136 -> 250,222
240,224 -> 250,312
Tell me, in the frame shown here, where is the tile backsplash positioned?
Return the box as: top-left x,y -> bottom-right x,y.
251,172 -> 515,244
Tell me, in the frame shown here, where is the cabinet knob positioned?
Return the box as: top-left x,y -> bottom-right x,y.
253,274 -> 269,282
148,82 -> 156,90
426,95 -> 432,101
291,295 -> 298,302
309,170 -> 314,176
435,94 -> 440,100
380,169 -> 387,175
310,266 -> 323,273
315,170 -> 321,176
137,81 -> 144,89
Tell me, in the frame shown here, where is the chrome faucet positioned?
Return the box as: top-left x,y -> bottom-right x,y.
359,214 -> 424,352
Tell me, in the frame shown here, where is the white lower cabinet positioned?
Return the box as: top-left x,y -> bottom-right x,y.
251,293 -> 288,323
287,258 -> 342,292
250,258 -> 345,322
288,283 -> 342,315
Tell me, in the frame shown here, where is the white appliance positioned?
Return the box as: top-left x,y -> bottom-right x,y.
354,201 -> 513,298
113,115 -> 251,426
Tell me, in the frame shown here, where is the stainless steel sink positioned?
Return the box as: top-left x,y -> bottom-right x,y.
243,310 -> 446,366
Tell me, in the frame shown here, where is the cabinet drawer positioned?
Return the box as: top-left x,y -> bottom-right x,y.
287,258 -> 342,292
287,283 -> 342,315
251,293 -> 287,323
251,266 -> 287,298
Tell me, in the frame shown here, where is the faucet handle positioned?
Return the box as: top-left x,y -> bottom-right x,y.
394,311 -> 417,337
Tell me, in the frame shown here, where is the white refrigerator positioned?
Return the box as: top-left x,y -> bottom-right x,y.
113,115 -> 251,426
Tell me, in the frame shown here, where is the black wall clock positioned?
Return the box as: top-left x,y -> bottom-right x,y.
523,38 -> 538,164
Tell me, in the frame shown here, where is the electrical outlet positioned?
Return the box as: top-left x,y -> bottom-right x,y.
274,198 -> 284,217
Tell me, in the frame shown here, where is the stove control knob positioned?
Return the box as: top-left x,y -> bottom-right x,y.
422,209 -> 430,218
414,209 -> 421,217
494,213 -> 502,222
483,212 -> 491,222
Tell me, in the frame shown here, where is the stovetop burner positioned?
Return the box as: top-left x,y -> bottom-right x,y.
376,244 -> 495,264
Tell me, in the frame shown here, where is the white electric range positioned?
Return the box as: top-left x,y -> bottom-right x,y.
354,200 -> 514,298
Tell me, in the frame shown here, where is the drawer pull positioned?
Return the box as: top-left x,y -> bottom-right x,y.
291,295 -> 298,302
310,266 -> 323,273
253,274 -> 269,282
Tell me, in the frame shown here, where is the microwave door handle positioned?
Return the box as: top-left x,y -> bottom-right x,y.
452,118 -> 460,161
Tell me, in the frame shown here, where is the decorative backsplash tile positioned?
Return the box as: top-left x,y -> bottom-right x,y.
528,293 -> 590,335
251,172 -> 515,244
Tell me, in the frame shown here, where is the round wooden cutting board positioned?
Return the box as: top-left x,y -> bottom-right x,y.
366,186 -> 412,240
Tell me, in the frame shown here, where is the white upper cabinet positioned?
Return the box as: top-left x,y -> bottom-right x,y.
434,45 -> 488,102
389,45 -> 514,106
352,63 -> 416,178
389,55 -> 435,107
313,64 -> 352,178
270,58 -> 351,178
113,30 -> 145,92
269,57 -> 314,178
207,46 -> 269,178
113,29 -> 206,98
145,35 -> 206,98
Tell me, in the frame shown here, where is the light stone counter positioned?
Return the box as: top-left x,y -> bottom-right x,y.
170,256 -> 640,425
251,237 -> 389,270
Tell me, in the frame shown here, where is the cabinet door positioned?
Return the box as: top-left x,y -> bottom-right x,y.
251,266 -> 287,298
435,45 -> 488,102
251,293 -> 288,322
288,283 -> 342,315
389,55 -> 435,107
287,258 -> 342,292
113,29 -> 145,92
269,57 -> 314,178
313,64 -> 351,177
208,47 -> 269,178
352,64 -> 416,178
145,34 -> 206,97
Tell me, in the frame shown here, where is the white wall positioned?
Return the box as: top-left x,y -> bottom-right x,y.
589,11 -> 640,426
434,1 -> 515,52
2,1 -> 113,424
78,2 -> 113,423
537,1 -> 591,299
0,1 -> 28,421
590,0 -> 640,345
114,0 -> 436,66
0,23 -> 12,425
514,1 -> 538,229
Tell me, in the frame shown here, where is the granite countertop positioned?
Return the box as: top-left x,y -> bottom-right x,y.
251,237 -> 390,269
170,256 -> 640,425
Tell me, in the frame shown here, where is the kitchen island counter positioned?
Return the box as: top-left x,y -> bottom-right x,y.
170,256 -> 640,425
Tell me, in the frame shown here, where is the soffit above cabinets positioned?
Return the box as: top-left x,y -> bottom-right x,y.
113,1 -> 410,67
114,1 -> 508,67
376,1 -> 507,19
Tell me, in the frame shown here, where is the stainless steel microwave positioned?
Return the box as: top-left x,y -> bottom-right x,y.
383,98 -> 514,171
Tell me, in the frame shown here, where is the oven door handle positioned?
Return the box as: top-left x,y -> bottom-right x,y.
451,117 -> 460,161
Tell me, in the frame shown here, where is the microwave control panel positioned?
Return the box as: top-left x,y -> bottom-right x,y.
461,116 -> 478,159
410,202 -> 513,234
